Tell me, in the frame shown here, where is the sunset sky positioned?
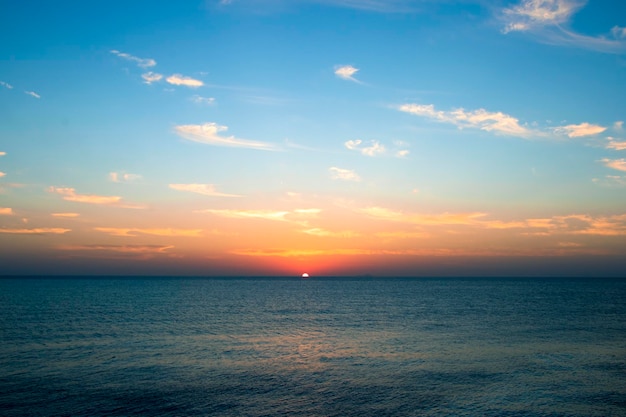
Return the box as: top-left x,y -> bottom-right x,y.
1,0 -> 626,276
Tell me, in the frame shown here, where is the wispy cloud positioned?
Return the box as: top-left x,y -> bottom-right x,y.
500,0 -> 626,53
94,227 -> 203,237
593,175 -> 626,187
109,172 -> 142,183
301,227 -> 359,238
0,81 -> 12,89
59,244 -> 174,258
24,91 -> 40,99
606,138 -> 626,151
329,167 -> 361,181
198,208 -> 321,223
141,72 -> 163,84
166,74 -> 204,88
51,212 -> 80,218
344,139 -> 386,156
169,183 -> 241,197
110,50 -> 156,68
0,227 -> 70,234
174,122 -> 277,150
615,121 -> 624,131
191,95 -> 216,105
0,152 -> 5,156
48,187 -> 146,209
600,158 -> 626,172
0,207 -> 14,215
554,122 -> 606,138
334,65 -> 360,82
360,206 -> 488,225
199,209 -> 291,221
0,171 -> 5,177
399,103 -> 535,137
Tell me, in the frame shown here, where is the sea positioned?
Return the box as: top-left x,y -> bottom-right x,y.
1,276 -> 625,416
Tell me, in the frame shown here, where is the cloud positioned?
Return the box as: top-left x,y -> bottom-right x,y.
169,183 -> 241,197
24,91 -> 40,99
600,158 -> 626,172
612,26 -> 626,39
141,72 -> 163,84
174,122 -> 277,150
0,81 -> 12,89
0,171 -> 5,177
109,172 -> 142,183
329,167 -> 361,181
301,227 -> 359,238
191,95 -> 216,105
554,122 -> 607,138
593,175 -> 626,187
59,244 -> 174,257
0,152 -> 5,156
94,227 -> 203,237
199,209 -> 291,221
166,74 -> 204,88
396,149 -> 410,158
0,228 -> 70,234
48,187 -> 146,209
110,50 -> 156,68
344,139 -> 386,156
614,121 -> 624,131
51,212 -> 80,218
334,65 -> 360,82
606,138 -> 626,151
198,208 -> 320,223
500,0 -> 626,53
399,103 -> 535,138
0,207 -> 14,215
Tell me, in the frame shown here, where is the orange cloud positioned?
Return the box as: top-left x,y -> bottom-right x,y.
169,183 -> 241,197
0,228 -> 70,234
0,207 -> 14,215
51,212 -> 80,218
48,187 -> 146,209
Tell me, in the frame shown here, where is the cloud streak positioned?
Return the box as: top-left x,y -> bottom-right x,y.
174,123 -> 277,150
554,122 -> 606,138
334,65 -> 360,82
0,207 -> 14,215
166,74 -> 204,88
601,158 -> 626,172
48,187 -> 146,209
94,227 -> 203,237
24,91 -> 40,99
110,50 -> 156,68
169,183 -> 241,197
0,81 -> 12,89
0,228 -> 70,234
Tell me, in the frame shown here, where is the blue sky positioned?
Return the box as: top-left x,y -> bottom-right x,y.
1,0 -> 626,276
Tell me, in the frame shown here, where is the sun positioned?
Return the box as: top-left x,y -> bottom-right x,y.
301,272 -> 310,278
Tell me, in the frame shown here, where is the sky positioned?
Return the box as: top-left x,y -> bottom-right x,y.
1,0 -> 626,277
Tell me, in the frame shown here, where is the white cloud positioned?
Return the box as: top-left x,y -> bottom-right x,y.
109,172 -> 142,183
141,72 -> 163,84
329,167 -> 361,181
0,152 -> 5,156
174,122 -> 277,150
612,26 -> 626,39
169,183 -> 241,197
614,121 -> 624,131
334,65 -> 360,82
0,207 -> 14,215
593,175 -> 626,187
501,0 -> 581,33
24,91 -> 40,99
399,103 -> 534,137
166,74 -> 204,88
110,50 -> 156,68
344,139 -> 386,156
0,81 -> 12,89
191,95 -> 216,105
554,122 -> 607,138
396,149 -> 410,158
500,1 -> 626,53
601,158 -> 626,172
0,172 -> 5,177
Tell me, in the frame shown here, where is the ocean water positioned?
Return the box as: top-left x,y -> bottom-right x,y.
1,277 -> 625,416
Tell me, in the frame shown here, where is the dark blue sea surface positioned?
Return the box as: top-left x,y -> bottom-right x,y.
1,277 -> 625,416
